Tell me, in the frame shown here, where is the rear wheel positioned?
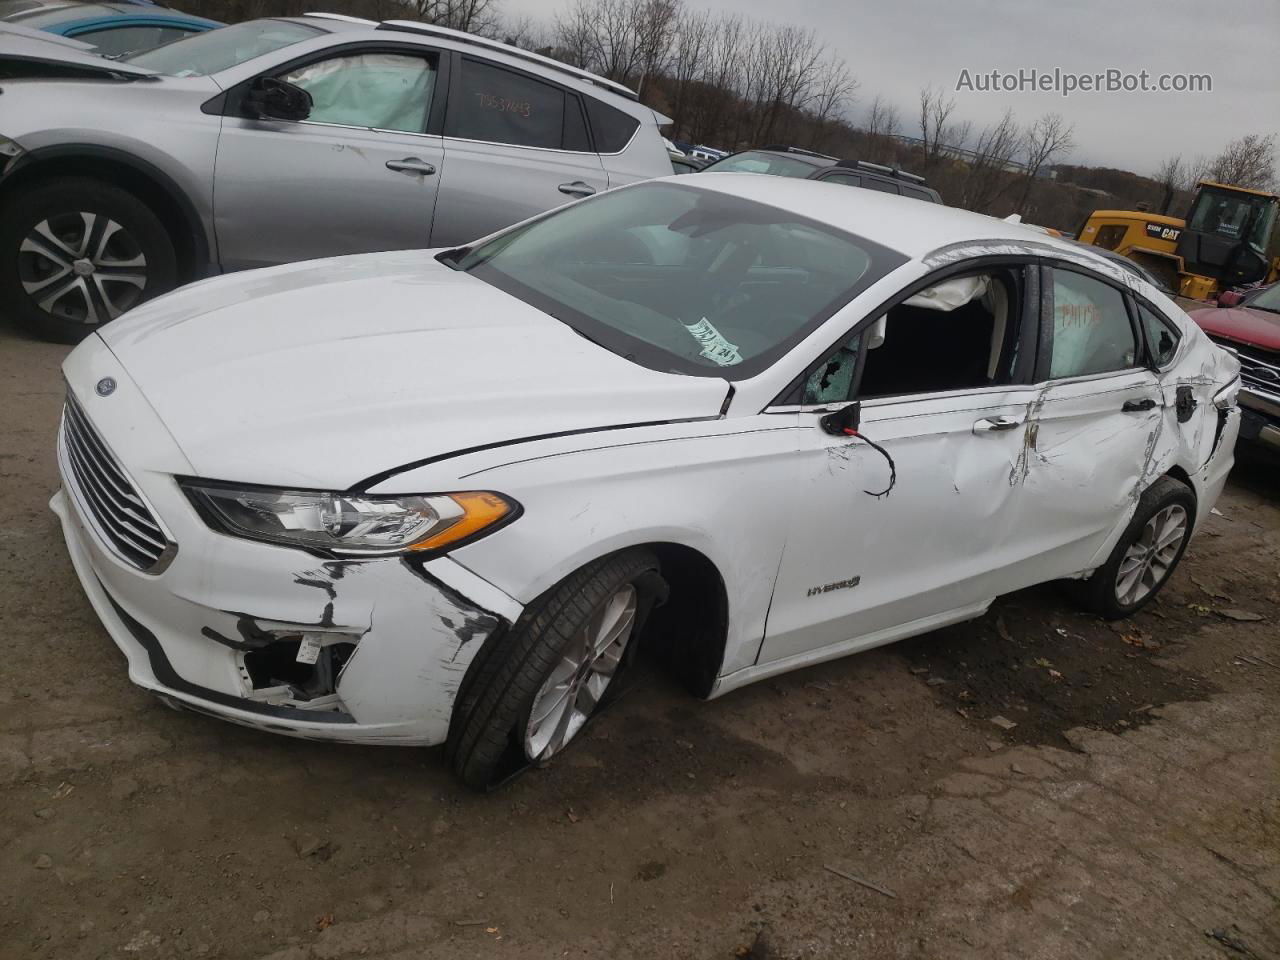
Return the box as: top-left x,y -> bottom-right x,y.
1073,476 -> 1195,620
0,177 -> 177,343
446,549 -> 662,790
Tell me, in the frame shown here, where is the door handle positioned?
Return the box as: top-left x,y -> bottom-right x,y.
558,180 -> 596,197
1121,398 -> 1157,412
973,416 -> 1021,434
385,157 -> 436,176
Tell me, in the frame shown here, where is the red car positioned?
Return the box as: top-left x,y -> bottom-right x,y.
1189,284 -> 1280,455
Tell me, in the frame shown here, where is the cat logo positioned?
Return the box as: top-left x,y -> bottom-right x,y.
1144,223 -> 1181,243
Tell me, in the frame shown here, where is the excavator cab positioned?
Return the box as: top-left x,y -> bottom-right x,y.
1176,182 -> 1280,292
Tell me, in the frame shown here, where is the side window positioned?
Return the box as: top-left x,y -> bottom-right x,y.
900,185 -> 935,203
802,331 -> 861,404
584,98 -> 640,152
1049,269 -> 1137,378
857,269 -> 1022,398
1139,303 -> 1181,367
563,94 -> 590,151
282,52 -> 436,134
81,25 -> 197,57
860,178 -> 899,194
449,58 -> 565,149
820,173 -> 861,187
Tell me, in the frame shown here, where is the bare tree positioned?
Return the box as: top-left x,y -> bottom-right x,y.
668,8 -> 711,136
961,108 -> 1023,213
1182,155 -> 1211,193
631,0 -> 681,99
1152,154 -> 1183,215
805,53 -> 857,148
1016,112 -> 1075,215
1207,133 -> 1277,190
418,0 -> 502,34
865,95 -> 900,139
918,84 -> 963,164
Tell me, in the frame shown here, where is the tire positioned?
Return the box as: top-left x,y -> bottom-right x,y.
0,177 -> 177,343
1073,476 -> 1196,620
446,549 -> 662,790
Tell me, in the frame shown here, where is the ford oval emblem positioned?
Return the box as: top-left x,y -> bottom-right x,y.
95,377 -> 117,397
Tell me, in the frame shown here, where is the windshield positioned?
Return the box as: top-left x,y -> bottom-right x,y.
450,182 -> 905,378
702,150 -> 823,178
1247,284 -> 1280,314
125,19 -> 319,76
1187,188 -> 1278,251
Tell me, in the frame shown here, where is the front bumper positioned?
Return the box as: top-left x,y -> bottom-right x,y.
53,348 -> 523,746
1238,388 -> 1280,453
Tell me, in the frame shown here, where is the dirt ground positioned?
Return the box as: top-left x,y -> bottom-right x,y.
2,317 -> 1278,960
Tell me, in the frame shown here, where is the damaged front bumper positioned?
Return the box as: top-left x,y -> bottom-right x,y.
51,362 -> 522,746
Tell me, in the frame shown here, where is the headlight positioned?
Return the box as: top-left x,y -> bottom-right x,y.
1213,377 -> 1241,411
180,481 -> 517,556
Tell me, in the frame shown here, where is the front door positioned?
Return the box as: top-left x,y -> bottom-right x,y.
757,263 -> 1042,664
213,46 -> 447,271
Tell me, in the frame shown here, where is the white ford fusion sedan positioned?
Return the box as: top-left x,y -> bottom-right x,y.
53,175 -> 1241,787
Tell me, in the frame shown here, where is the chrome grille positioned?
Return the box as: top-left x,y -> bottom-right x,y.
1209,337 -> 1280,399
61,394 -> 172,572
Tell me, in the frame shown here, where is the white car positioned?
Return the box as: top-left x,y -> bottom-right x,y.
52,175 -> 1241,788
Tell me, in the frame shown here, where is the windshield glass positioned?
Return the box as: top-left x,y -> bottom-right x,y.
450,182 -> 905,378
1247,284 -> 1280,314
702,150 -> 822,178
1188,188 -> 1277,250
126,19 -> 319,75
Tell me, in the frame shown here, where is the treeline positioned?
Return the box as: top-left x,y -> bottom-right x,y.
171,0 -> 1276,232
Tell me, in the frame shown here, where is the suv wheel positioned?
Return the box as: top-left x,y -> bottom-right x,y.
0,177 -> 177,343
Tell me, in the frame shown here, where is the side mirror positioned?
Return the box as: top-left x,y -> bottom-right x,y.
1216,290 -> 1243,308
820,401 -> 862,436
866,315 -> 887,350
244,77 -> 312,123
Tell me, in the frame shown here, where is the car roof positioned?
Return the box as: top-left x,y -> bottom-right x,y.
683,173 -> 1081,260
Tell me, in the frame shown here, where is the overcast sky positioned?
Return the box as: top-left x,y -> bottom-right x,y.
505,0 -> 1279,176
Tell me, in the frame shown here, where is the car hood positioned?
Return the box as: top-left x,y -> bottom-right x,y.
98,251 -> 729,490
1188,305 -> 1280,353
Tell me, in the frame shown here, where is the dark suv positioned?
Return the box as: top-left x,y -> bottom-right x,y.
700,146 -> 941,204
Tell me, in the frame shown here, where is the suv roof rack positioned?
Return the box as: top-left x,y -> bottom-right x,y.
760,144 -> 839,161
302,12 -> 377,24
375,20 -> 640,101
837,159 -> 929,185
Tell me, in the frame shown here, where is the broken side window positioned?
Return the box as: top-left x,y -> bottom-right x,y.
855,269 -> 1022,399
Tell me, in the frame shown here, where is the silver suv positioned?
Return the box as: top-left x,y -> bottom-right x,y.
0,14 -> 672,341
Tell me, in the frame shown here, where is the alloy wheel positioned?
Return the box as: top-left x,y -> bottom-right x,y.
1115,503 -> 1188,606
18,212 -> 148,325
524,584 -> 638,761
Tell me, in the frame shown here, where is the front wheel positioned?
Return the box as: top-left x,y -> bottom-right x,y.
0,177 -> 177,343
446,549 -> 662,790
1073,476 -> 1196,620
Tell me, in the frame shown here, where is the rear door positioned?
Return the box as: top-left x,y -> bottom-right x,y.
430,54 -> 608,247
212,43 -> 449,271
1012,264 -> 1165,584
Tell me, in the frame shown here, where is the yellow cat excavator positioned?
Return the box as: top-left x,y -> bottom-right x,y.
1077,181 -> 1280,300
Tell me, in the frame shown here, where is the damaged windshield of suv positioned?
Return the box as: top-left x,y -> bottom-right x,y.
448,182 -> 905,377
